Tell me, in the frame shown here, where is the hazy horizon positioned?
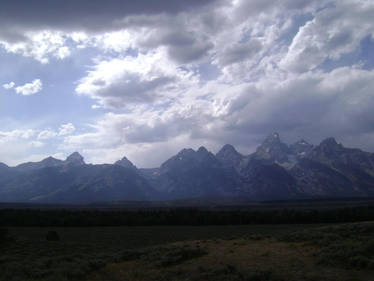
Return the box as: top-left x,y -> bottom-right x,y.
0,132 -> 366,168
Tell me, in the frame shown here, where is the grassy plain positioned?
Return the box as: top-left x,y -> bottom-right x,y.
1,222 -> 374,281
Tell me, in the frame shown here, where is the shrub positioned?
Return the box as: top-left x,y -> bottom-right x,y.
46,230 -> 60,241
349,255 -> 370,268
120,250 -> 142,261
0,228 -> 9,243
246,270 -> 276,281
151,246 -> 207,267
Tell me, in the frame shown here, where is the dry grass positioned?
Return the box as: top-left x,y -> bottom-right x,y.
2,223 -> 374,281
87,237 -> 373,281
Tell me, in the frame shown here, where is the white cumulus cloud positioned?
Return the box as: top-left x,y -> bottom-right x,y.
58,123 -> 75,136
15,79 -> 43,96
2,81 -> 15,89
0,31 -> 70,64
76,48 -> 198,109
37,123 -> 76,139
279,0 -> 374,73
2,0 -> 374,167
38,130 -> 58,140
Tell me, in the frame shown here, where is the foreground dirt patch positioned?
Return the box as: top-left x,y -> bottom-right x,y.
87,237 -> 372,281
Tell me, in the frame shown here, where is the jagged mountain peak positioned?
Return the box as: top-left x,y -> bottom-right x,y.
65,152 -> 85,165
14,156 -> 63,171
40,156 -> 63,168
255,132 -> 289,162
175,146 -> 216,161
217,143 -> 241,158
43,156 -> 55,160
294,139 -> 310,146
0,162 -> 9,169
320,137 -> 340,147
258,132 -> 281,146
257,132 -> 286,151
161,146 -> 220,172
266,132 -> 280,141
216,144 -> 243,169
196,146 -> 219,164
313,137 -> 345,156
41,156 -> 60,163
2,133 -> 374,204
160,148 -> 195,169
290,139 -> 314,157
178,148 -> 195,156
218,144 -> 238,155
67,151 -> 83,158
197,146 -> 209,154
308,137 -> 351,165
115,156 -> 137,169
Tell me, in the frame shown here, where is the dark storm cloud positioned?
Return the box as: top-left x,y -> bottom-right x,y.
94,75 -> 175,108
0,0 -> 221,33
138,28 -> 215,63
0,0 -> 224,64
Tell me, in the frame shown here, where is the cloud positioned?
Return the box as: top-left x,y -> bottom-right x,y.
215,39 -> 263,67
0,128 -> 48,166
0,1 -> 224,64
30,141 -> 45,148
0,0 -> 220,32
37,123 -> 75,140
279,0 -> 374,72
2,81 -> 15,89
61,111 -> 219,167
2,79 -> 43,96
62,64 -> 374,167
14,79 -> 43,96
58,123 -> 75,136
76,49 -> 198,109
79,134 -> 211,167
0,31 -> 70,63
56,46 -> 70,59
0,129 -> 35,142
216,66 -> 374,148
38,130 -> 58,140
1,0 -> 374,168
135,17 -> 215,64
0,124 -> 76,165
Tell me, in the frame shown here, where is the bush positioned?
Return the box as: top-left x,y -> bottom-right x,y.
46,230 -> 60,241
349,255 -> 370,268
159,247 -> 207,267
0,228 -> 9,243
120,250 -> 143,261
246,270 -> 277,281
281,223 -> 374,270
146,246 -> 207,267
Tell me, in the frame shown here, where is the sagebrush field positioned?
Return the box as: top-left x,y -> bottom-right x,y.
1,220 -> 374,281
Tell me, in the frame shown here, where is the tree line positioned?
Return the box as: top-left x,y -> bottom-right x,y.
0,206 -> 374,227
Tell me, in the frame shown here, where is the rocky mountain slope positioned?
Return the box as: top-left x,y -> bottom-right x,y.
0,153 -> 156,203
1,133 -> 374,203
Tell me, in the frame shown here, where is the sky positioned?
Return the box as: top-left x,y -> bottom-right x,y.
0,0 -> 374,167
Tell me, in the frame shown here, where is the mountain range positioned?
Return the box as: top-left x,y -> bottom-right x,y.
1,133 -> 374,204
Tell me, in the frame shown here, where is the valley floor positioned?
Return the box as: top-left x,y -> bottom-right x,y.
1,223 -> 374,281
89,237 -> 373,281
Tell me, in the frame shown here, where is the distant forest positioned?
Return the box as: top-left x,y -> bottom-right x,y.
1,206 -> 374,227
